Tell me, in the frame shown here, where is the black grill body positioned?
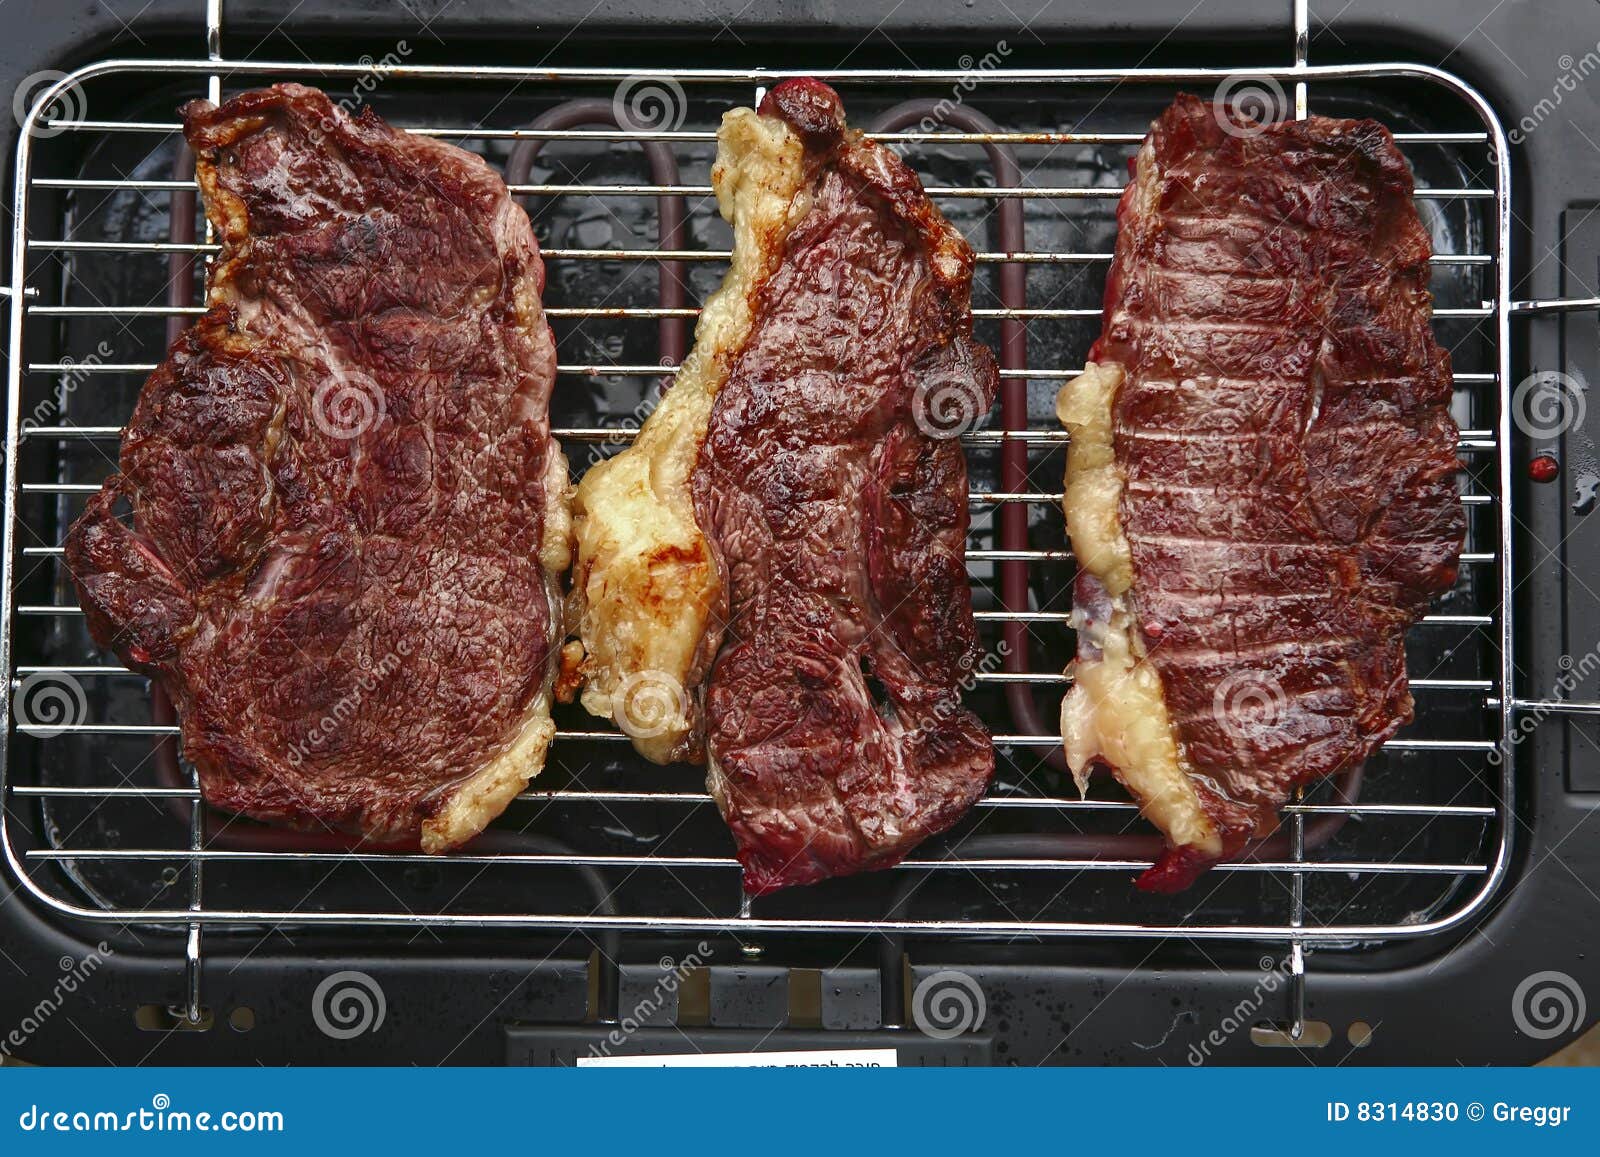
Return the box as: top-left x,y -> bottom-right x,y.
0,0 -> 1595,1066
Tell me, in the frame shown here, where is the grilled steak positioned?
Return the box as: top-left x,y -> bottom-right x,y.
568,88 -> 816,766
65,84 -> 571,850
571,79 -> 997,892
1058,93 -> 1465,891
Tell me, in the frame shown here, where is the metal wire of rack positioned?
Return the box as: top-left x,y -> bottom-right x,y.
0,20 -> 1514,987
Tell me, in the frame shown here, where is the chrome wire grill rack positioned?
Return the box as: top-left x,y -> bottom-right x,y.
1,45 -> 1515,970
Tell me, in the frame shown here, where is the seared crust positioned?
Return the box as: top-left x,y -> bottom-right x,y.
573,79 -> 997,891
65,83 -> 569,850
693,79 -> 996,893
1060,94 -> 1465,890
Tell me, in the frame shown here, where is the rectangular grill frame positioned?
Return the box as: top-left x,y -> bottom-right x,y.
0,56 -> 1516,946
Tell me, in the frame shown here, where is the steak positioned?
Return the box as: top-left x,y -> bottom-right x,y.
568,87 -> 817,766
65,84 -> 572,851
571,79 -> 997,892
1058,93 -> 1465,891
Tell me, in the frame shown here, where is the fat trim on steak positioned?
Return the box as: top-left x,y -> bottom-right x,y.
419,209 -> 573,851
568,106 -> 813,764
1056,133 -> 1220,860
1057,361 -> 1222,858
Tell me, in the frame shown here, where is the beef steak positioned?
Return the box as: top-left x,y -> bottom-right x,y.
571,79 -> 997,892
1058,93 -> 1465,891
568,91 -> 816,766
65,83 -> 571,850
694,80 -> 996,893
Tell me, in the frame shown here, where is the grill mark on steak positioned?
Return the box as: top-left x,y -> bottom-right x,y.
692,79 -> 997,894
1059,93 -> 1465,892
64,83 -> 570,851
